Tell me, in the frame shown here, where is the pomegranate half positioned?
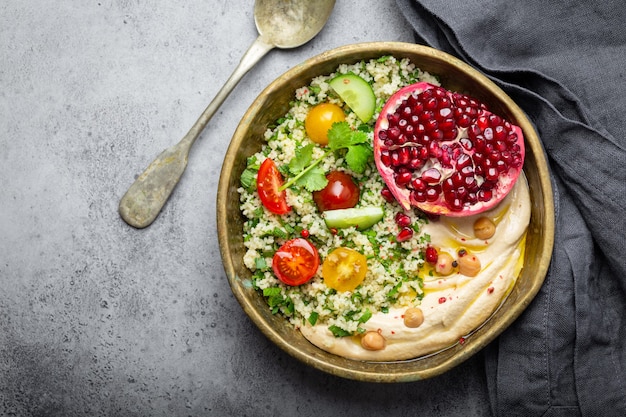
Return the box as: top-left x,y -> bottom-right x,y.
374,82 -> 525,216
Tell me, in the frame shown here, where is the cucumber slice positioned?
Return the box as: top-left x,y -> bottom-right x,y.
329,73 -> 376,123
323,207 -> 384,230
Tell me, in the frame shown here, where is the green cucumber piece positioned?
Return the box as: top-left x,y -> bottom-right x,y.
329,73 -> 376,123
323,207 -> 384,230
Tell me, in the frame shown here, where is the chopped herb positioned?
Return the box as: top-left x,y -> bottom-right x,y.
255,257 -> 268,271
358,308 -> 372,324
329,325 -> 352,338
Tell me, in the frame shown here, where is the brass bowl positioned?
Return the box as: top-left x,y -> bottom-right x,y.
217,42 -> 554,382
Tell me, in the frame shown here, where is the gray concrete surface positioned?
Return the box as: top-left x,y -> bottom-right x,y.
1,1 -> 492,416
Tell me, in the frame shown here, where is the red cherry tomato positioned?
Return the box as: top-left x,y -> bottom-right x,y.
312,171 -> 360,212
257,158 -> 290,215
272,238 -> 319,286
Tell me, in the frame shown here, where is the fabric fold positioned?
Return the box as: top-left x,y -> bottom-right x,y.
396,0 -> 626,415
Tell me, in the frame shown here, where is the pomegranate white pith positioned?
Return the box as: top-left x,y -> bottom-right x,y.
374,82 -> 525,216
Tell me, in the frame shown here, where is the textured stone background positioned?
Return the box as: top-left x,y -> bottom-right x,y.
0,1 -> 491,416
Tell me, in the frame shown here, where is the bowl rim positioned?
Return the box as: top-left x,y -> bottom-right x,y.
217,41 -> 555,382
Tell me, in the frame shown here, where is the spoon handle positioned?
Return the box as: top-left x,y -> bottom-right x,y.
119,36 -> 275,228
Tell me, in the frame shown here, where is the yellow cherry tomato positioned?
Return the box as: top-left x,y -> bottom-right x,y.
322,247 -> 368,292
305,103 -> 346,145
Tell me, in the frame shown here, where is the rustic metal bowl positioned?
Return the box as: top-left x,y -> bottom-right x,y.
217,42 -> 554,382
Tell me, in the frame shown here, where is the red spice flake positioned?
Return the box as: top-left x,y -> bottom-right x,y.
459,337 -> 466,345
438,297 -> 447,304
487,286 -> 495,294
391,331 -> 396,335
300,229 -> 310,238
330,228 -> 338,235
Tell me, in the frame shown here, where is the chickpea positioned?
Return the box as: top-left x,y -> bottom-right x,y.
361,330 -> 386,351
473,217 -> 496,240
457,249 -> 481,277
435,252 -> 455,276
403,307 -> 424,328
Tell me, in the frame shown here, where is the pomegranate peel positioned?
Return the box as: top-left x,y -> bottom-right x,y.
374,82 -> 525,216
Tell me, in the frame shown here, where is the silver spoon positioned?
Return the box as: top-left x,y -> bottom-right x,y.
119,0 -> 336,228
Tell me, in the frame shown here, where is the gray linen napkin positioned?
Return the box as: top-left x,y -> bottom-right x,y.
396,1 -> 626,415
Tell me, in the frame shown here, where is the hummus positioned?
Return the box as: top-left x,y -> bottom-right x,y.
299,174 -> 531,361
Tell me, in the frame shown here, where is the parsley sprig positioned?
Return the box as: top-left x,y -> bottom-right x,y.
279,122 -> 372,192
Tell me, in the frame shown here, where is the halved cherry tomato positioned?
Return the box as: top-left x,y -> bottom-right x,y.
272,238 -> 319,286
322,247 -> 368,292
312,171 -> 360,212
305,103 -> 346,145
257,158 -> 290,215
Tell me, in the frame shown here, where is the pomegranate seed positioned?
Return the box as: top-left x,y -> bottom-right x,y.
408,158 -> 424,169
300,229 -> 310,238
456,153 -> 472,169
411,177 -> 427,191
388,127 -> 401,141
425,187 -> 439,201
478,189 -> 492,202
459,137 -> 473,150
395,212 -> 412,227
430,128 -> 444,141
390,151 -> 401,166
457,114 -> 472,128
425,246 -> 438,264
494,125 -> 507,141
477,115 -> 489,130
396,227 -> 414,242
380,150 -> 391,166
484,127 -> 494,141
439,108 -> 452,120
449,197 -> 463,211
425,97 -> 438,110
485,167 -> 499,182
381,187 -> 395,203
411,190 -> 427,202
395,172 -> 412,186
398,147 -> 410,165
460,165 -> 475,177
451,172 -> 464,187
488,114 -> 502,127
422,168 -> 441,184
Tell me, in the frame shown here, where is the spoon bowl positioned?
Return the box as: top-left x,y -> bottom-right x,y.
119,0 -> 336,228
255,0 -> 336,48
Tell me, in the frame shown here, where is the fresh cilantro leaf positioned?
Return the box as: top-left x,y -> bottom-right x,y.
280,121 -> 372,191
296,165 -> 328,192
345,144 -> 372,174
327,122 -> 368,150
289,143 -> 314,174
